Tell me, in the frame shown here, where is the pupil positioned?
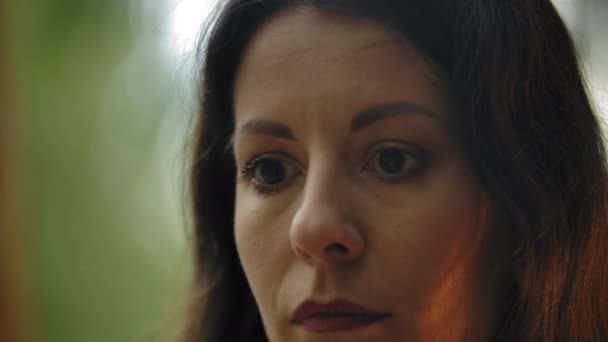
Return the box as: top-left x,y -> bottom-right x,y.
378,149 -> 405,174
260,160 -> 285,184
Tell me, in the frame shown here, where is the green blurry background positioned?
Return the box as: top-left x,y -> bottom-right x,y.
6,0 -> 607,341
9,0 -> 215,340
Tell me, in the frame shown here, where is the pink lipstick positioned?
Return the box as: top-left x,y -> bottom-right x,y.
291,299 -> 391,333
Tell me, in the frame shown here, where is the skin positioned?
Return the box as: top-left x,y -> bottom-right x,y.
232,6 -> 502,342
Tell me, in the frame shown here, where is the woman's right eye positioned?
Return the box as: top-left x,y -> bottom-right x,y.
253,158 -> 287,185
238,155 -> 300,195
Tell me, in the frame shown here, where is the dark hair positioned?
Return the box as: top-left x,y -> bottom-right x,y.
185,0 -> 608,341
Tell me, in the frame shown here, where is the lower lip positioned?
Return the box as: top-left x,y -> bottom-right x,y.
296,314 -> 390,333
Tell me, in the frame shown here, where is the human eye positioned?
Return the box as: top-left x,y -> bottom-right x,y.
362,141 -> 428,181
237,153 -> 301,196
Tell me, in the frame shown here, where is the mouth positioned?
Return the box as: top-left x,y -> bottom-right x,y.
291,299 -> 392,333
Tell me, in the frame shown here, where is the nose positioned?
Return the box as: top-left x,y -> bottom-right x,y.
289,175 -> 365,266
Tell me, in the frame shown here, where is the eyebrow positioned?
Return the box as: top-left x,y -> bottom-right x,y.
350,102 -> 443,131
235,119 -> 295,140
233,101 -> 443,142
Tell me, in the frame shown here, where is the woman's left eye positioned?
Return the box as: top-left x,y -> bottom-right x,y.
363,143 -> 426,180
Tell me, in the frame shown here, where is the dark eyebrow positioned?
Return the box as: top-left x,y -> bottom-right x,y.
234,119 -> 295,140
351,102 -> 443,131
231,102 -> 442,149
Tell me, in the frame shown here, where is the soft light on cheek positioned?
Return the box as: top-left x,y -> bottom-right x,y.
234,194 -> 298,331
234,192 -> 291,280
234,196 -> 267,268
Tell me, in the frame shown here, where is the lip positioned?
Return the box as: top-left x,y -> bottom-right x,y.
291,299 -> 392,333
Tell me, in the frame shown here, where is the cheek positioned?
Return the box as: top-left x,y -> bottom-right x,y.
234,192 -> 293,311
367,165 -> 490,303
235,195 -> 269,281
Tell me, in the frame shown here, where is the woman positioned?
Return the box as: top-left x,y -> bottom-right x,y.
185,0 -> 608,341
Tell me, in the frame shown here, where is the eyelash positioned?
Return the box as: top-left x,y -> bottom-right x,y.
237,154 -> 298,196
238,143 -> 429,196
362,142 -> 429,181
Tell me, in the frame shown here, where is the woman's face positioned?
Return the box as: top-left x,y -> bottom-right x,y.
232,6 -> 501,342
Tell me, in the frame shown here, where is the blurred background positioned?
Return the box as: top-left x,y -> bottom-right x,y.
1,0 -> 606,341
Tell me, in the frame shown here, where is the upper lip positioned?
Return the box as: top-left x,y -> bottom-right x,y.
291,299 -> 391,322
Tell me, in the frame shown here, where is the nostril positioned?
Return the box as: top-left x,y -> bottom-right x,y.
290,207 -> 366,264
326,243 -> 349,254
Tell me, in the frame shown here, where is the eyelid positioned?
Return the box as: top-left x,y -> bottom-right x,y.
240,151 -> 302,172
361,140 -> 428,180
238,151 -> 304,196
362,140 -> 424,164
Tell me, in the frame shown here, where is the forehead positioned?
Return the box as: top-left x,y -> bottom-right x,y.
240,6 -> 398,62
233,6 -> 446,126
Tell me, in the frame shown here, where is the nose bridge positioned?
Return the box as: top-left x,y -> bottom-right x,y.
296,152 -> 347,224
302,156 -> 341,207
289,156 -> 365,265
